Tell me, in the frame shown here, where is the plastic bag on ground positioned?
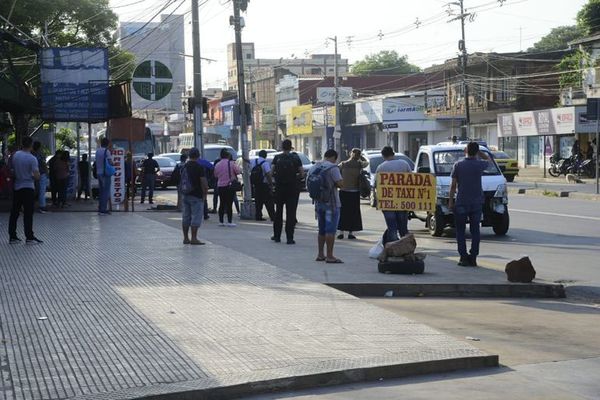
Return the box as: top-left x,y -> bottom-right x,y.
369,239 -> 384,259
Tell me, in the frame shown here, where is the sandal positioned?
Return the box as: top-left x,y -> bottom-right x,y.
315,256 -> 326,262
183,238 -> 191,244
190,240 -> 205,245
325,258 -> 344,264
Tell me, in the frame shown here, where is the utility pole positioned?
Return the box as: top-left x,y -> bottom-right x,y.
448,0 -> 471,139
231,0 -> 254,219
191,0 -> 204,155
327,35 -> 341,157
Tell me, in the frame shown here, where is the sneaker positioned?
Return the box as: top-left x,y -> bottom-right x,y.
26,237 -> 43,245
469,254 -> 478,267
286,239 -> 296,245
226,222 -> 237,227
457,256 -> 472,267
9,237 -> 22,244
271,236 -> 281,243
38,208 -> 48,214
219,222 -> 226,227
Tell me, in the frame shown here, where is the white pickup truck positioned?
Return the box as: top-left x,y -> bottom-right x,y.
410,144 -> 509,237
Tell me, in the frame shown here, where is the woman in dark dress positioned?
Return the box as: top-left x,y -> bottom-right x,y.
337,148 -> 369,239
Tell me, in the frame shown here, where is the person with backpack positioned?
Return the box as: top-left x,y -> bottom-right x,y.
308,149 -> 344,263
271,139 -> 304,244
196,156 -> 214,220
32,141 -> 49,213
95,137 -> 114,216
250,150 -> 274,221
179,147 -> 208,245
213,148 -> 241,227
172,153 -> 188,211
140,153 -> 160,204
337,148 -> 368,240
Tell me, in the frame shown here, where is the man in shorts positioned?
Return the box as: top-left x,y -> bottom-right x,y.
181,147 -> 208,245
312,149 -> 344,263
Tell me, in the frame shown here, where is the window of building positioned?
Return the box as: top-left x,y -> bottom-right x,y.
246,53 -> 252,59
310,68 -> 321,74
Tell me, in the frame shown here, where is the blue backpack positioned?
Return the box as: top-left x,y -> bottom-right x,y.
179,164 -> 193,194
307,163 -> 336,203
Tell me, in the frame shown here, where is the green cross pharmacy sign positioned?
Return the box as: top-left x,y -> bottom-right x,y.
132,60 -> 173,101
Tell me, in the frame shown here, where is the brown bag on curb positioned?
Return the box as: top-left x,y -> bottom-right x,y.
505,256 -> 536,283
378,234 -> 417,262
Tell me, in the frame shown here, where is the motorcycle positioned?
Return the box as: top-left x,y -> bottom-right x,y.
548,154 -> 575,177
574,157 -> 597,178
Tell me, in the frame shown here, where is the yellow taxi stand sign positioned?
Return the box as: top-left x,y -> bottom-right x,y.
376,172 -> 437,212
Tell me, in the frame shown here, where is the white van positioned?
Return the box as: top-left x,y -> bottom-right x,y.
411,144 -> 509,236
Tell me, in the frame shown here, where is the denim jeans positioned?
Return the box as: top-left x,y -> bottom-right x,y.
182,195 -> 204,227
316,203 -> 340,236
9,188 -> 35,239
141,174 -> 155,202
98,174 -> 111,213
382,211 -> 409,243
454,203 -> 483,257
38,174 -> 48,208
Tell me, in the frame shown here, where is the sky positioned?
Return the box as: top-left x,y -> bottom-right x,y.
110,0 -> 589,89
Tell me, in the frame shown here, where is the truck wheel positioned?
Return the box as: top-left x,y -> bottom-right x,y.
493,209 -> 510,236
427,212 -> 444,237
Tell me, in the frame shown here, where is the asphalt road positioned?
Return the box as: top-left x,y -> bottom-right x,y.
156,189 -> 600,299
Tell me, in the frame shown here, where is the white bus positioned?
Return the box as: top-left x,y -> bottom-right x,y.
178,133 -> 194,153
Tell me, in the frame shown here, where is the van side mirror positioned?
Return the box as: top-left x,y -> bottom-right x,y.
417,166 -> 430,174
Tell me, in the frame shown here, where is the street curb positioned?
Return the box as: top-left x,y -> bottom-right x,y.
508,187 -> 600,201
81,355 -> 499,400
327,283 -> 566,298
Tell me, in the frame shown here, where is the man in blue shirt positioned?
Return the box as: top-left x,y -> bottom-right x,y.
8,137 -> 42,244
448,142 -> 490,267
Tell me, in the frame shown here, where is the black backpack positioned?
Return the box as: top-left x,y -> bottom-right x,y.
273,153 -> 297,185
250,160 -> 266,186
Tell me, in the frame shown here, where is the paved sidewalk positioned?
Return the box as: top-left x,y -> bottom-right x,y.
0,213 -> 496,400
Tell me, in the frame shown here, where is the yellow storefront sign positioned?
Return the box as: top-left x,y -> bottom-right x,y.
289,105 -> 313,135
376,172 -> 437,212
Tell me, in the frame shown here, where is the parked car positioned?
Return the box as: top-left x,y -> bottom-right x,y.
204,144 -> 237,162
364,152 -> 415,207
135,156 -> 177,189
491,150 -> 519,182
410,144 -> 509,237
249,149 -> 277,157
158,152 -> 183,164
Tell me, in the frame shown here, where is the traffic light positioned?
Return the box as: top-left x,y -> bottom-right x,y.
186,97 -> 208,114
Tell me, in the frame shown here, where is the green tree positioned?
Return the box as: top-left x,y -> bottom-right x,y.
528,26 -> 584,52
557,49 -> 592,89
351,51 -> 421,76
55,127 -> 76,150
577,0 -> 600,35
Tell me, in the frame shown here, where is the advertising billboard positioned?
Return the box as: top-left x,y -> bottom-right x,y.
40,48 -> 109,122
